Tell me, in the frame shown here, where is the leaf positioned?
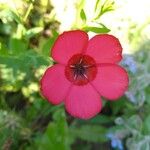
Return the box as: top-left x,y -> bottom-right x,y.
25,27 -> 43,39
101,0 -> 114,15
16,24 -> 26,39
80,9 -> 86,22
89,115 -> 114,124
108,125 -> 128,136
126,135 -> 150,150
34,109 -> 73,150
83,26 -> 110,33
70,125 -> 107,142
127,115 -> 143,132
9,37 -> 28,54
144,115 -> 150,134
95,0 -> 101,11
79,115 -> 114,125
94,0 -> 115,20
9,10 -> 22,24
42,30 -> 58,56
0,49 -> 49,81
0,9 -> 22,24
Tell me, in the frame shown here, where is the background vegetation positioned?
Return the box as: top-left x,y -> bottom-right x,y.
0,0 -> 150,149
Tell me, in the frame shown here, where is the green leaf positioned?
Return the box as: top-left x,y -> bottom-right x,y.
127,115 -> 143,132
34,109 -> 73,150
25,27 -> 43,39
9,10 -> 22,24
70,125 -> 107,142
9,37 -> 28,54
41,31 -> 58,56
126,135 -> 150,150
89,115 -> 114,124
144,115 -> 150,134
83,26 -> 110,33
102,1 -> 115,15
94,0 -> 115,20
94,0 -> 101,11
79,115 -> 114,125
80,9 -> 86,22
0,49 -> 49,81
16,24 -> 26,39
0,9 -> 22,24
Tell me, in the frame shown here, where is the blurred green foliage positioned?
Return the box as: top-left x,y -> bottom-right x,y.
0,0 -> 150,150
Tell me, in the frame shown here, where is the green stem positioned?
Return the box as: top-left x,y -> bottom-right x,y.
23,0 -> 34,22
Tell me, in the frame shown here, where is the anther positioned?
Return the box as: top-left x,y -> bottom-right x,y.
83,74 -> 88,79
73,74 -> 78,80
70,65 -> 75,68
79,58 -> 83,64
65,54 -> 97,85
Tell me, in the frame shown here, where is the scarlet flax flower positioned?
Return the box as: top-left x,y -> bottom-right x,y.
40,30 -> 129,119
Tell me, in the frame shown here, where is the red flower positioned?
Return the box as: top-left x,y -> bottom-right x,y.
40,30 -> 129,119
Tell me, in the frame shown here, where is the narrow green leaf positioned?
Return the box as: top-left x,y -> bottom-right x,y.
42,30 -> 58,56
9,10 -> 22,24
101,1 -> 115,16
83,26 -> 110,33
94,0 -> 115,20
16,24 -> 26,39
9,37 -> 28,54
70,125 -> 107,142
94,0 -> 101,11
89,115 -> 114,124
78,115 -> 114,125
25,27 -> 43,39
80,9 -> 86,22
33,109 -> 73,150
0,9 -> 22,24
144,115 -> 150,133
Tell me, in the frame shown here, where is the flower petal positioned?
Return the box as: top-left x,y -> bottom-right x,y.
86,34 -> 122,63
92,64 -> 128,100
65,84 -> 102,119
51,30 -> 88,64
40,64 -> 71,104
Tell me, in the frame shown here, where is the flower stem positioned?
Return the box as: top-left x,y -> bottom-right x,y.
23,0 -> 34,22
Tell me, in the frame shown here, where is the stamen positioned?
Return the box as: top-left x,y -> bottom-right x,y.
70,65 -> 75,68
83,74 -> 88,79
79,58 -> 83,64
65,54 -> 97,86
73,74 -> 78,80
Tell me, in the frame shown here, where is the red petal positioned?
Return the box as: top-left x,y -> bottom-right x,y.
40,64 -> 71,104
86,34 -> 122,63
92,64 -> 129,100
51,30 -> 88,64
65,84 -> 102,119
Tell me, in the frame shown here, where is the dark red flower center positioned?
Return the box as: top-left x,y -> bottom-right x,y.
65,54 -> 97,85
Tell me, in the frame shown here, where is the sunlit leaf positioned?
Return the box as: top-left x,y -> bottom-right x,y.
80,9 -> 86,22
83,26 -> 110,33
95,0 -> 101,12
94,0 -> 115,20
0,9 -> 22,24
9,37 -> 28,54
25,27 -> 43,39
